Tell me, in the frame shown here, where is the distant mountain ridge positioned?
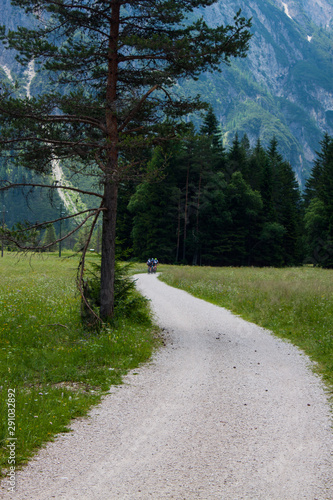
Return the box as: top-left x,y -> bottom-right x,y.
0,0 -> 332,185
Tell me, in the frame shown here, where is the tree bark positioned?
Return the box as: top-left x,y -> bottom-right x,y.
176,192 -> 181,263
100,179 -> 118,319
183,160 -> 190,262
193,169 -> 202,266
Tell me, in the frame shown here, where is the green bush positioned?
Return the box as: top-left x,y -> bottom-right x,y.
81,259 -> 149,326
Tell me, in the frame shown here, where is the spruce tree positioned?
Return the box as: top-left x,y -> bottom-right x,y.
128,144 -> 180,262
265,138 -> 303,265
304,134 -> 333,267
224,171 -> 262,266
226,132 -> 249,183
247,138 -> 266,192
200,107 -> 225,159
42,224 -> 57,251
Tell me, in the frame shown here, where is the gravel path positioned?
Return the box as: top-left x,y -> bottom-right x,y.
2,274 -> 333,499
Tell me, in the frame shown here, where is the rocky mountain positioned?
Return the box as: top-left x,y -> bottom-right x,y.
195,0 -> 333,184
0,0 -> 332,186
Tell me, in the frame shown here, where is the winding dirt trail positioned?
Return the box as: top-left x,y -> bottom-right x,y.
2,274 -> 333,499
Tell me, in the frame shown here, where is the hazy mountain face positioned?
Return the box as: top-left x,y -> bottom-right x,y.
197,0 -> 333,183
0,0 -> 332,183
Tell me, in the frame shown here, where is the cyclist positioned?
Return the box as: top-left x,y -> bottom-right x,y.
146,258 -> 154,274
152,258 -> 159,273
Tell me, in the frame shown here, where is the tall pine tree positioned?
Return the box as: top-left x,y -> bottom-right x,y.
0,0 -> 252,319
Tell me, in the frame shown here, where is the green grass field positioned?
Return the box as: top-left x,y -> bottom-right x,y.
160,266 -> 333,395
0,252 -> 158,475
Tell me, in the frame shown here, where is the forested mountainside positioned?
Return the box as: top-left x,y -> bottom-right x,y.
0,0 -> 58,228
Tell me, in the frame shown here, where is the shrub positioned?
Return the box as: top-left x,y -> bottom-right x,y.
81,259 -> 149,326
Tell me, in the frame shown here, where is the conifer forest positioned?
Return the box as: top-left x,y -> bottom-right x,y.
118,111 -> 333,269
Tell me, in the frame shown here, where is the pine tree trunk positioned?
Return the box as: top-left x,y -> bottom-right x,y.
183,161 -> 190,261
176,193 -> 181,263
99,1 -> 120,320
100,179 -> 118,320
193,169 -> 202,265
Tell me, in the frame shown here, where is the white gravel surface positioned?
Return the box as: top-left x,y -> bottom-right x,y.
2,273 -> 333,499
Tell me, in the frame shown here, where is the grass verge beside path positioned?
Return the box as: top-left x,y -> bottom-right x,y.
160,266 -> 333,397
0,253 -> 159,476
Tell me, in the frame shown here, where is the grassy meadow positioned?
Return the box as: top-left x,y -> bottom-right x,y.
160,266 -> 333,395
0,252 -> 158,475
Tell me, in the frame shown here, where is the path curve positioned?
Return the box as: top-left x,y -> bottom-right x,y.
2,274 -> 333,499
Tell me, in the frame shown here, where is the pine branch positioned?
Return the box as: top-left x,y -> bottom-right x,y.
118,84 -> 159,133
4,208 -> 104,235
0,181 -> 103,198
2,209 -> 101,251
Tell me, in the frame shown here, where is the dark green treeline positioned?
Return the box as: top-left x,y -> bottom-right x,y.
117,111 -> 333,268
117,109 -> 308,267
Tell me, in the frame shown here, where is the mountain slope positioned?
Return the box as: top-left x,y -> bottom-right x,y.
195,0 -> 333,183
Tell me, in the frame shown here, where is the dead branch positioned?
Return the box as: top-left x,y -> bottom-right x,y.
3,209 -> 101,251
0,181 -> 103,198
4,208 -> 105,235
77,202 -> 104,325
